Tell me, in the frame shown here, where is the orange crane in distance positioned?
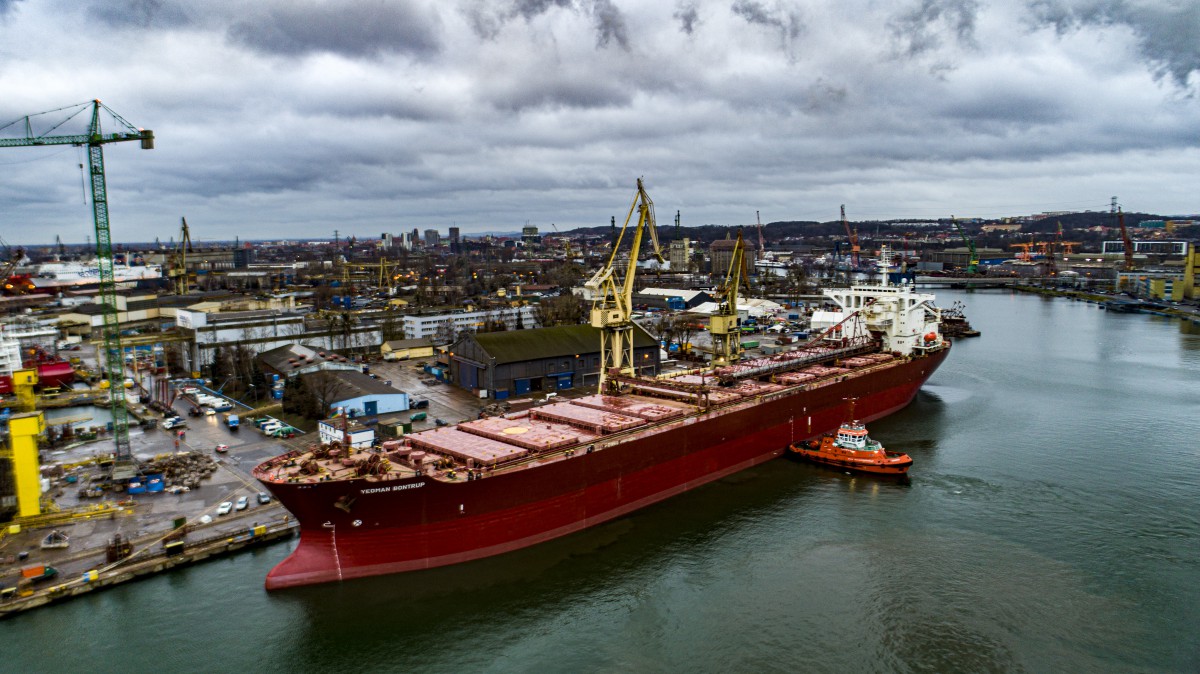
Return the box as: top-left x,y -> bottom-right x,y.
1010,242 -> 1035,261
841,205 -> 860,267
1117,207 -> 1135,271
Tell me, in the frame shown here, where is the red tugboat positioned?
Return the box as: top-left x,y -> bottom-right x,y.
789,399 -> 912,475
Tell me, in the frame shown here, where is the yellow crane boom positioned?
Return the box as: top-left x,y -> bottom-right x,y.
587,178 -> 664,391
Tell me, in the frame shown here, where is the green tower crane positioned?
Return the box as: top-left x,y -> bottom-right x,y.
950,216 -> 979,274
1,100 -> 154,479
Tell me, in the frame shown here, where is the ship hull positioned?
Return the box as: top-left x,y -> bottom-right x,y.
260,347 -> 948,589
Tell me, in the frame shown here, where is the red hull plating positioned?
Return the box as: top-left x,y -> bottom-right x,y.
259,348 -> 948,589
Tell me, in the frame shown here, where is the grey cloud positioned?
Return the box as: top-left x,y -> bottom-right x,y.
515,0 -> 574,20
674,2 -> 700,35
731,0 -> 804,46
462,0 -> 573,39
888,0 -> 980,59
228,1 -> 441,59
483,72 -> 632,111
0,0 -> 23,17
462,0 -> 627,50
1028,0 -> 1200,90
591,0 -> 629,50
87,0 -> 191,28
800,78 -> 848,113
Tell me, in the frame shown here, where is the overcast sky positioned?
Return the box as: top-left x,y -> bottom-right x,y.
0,0 -> 1197,246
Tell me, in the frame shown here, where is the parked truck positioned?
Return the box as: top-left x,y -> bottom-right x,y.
224,413 -> 240,431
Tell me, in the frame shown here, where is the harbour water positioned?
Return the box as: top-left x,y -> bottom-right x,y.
3,290 -> 1198,672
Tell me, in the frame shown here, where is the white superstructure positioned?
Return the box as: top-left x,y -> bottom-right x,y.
811,247 -> 942,356
28,261 -> 163,288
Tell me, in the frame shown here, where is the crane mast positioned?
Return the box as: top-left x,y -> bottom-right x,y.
756,211 -> 765,260
710,229 -> 747,366
1,100 -> 154,479
585,178 -> 664,392
1117,207 -> 1135,272
170,217 -> 193,294
841,205 -> 860,268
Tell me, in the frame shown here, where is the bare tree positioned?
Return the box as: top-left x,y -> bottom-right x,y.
534,294 -> 586,327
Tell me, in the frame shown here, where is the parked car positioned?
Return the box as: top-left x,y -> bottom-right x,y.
235,496 -> 248,511
412,400 -> 430,409
204,408 -> 216,416
214,444 -> 229,454
216,501 -> 233,516
257,492 -> 271,505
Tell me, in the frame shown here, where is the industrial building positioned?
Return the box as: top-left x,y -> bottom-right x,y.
258,344 -> 361,379
300,369 -> 410,418
448,324 -> 660,399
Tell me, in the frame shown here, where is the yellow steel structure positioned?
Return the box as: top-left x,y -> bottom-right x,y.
12,367 -> 37,412
6,412 -> 45,518
710,229 -> 748,366
348,258 -> 397,288
169,217 -> 193,295
585,178 -> 664,392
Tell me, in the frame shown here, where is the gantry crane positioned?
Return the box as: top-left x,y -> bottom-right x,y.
0,100 -> 154,479
841,205 -> 860,268
583,178 -> 664,392
349,258 -> 398,288
1010,242 -> 1035,261
710,229 -> 748,366
951,216 -> 979,273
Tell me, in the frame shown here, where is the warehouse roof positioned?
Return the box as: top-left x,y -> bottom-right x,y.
468,324 -> 656,366
258,343 -> 356,375
301,370 -> 405,400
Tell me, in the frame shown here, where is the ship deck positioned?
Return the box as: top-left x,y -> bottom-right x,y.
252,344 -> 934,488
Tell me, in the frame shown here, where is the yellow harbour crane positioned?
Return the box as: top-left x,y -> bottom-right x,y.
710,229 -> 748,366
169,216 -> 193,294
583,178 -> 664,392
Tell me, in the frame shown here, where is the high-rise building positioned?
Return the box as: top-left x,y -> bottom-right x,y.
669,238 -> 691,271
521,226 -> 541,246
449,227 -> 461,254
424,229 -> 440,247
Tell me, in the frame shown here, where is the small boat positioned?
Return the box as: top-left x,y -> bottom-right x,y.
40,530 -> 70,550
789,400 -> 912,475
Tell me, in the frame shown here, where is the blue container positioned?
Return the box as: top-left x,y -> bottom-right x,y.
494,389 -> 510,400
128,481 -> 147,494
271,374 -> 280,383
272,389 -> 283,400
146,474 -> 165,493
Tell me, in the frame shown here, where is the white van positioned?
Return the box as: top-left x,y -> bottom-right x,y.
260,422 -> 282,435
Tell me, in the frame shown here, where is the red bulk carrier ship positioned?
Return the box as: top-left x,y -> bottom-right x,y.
253,245 -> 950,590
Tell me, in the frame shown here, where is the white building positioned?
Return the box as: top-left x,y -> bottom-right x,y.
318,417 -> 375,449
402,306 -> 538,342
